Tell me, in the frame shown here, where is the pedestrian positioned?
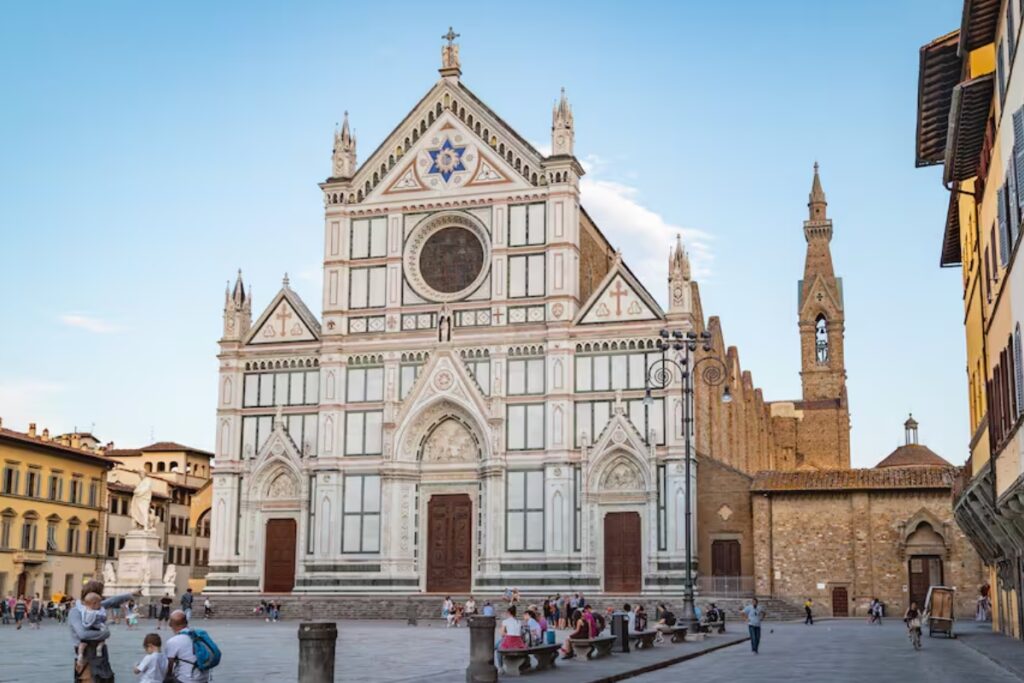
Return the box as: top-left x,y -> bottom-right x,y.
203,597 -> 212,619
482,600 -> 495,617
464,595 -> 477,617
133,632 -> 168,683
126,600 -> 139,630
443,595 -> 454,627
29,592 -> 41,629
180,588 -> 194,622
158,593 -> 173,630
69,578 -> 137,683
165,610 -> 221,682
742,598 -> 766,654
0,593 -> 8,625
14,594 -> 26,629
804,597 -> 814,625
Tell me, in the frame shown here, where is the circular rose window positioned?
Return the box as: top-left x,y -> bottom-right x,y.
405,212 -> 491,302
419,227 -> 484,293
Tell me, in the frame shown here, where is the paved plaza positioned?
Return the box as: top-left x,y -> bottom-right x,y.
0,617 -> 1021,682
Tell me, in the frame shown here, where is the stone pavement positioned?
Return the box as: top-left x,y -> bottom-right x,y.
958,620 -> 1024,680
632,619 -> 1024,683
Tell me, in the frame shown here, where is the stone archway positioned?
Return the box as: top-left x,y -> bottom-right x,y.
420,417 -> 480,463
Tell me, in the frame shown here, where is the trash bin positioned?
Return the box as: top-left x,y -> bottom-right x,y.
545,629 -> 555,645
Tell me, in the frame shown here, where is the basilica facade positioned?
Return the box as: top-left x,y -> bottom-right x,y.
206,35 -> 705,595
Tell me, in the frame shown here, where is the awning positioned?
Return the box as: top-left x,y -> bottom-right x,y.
917,31 -> 962,167
943,73 -> 994,184
960,0 -> 1000,54
940,191 -> 962,267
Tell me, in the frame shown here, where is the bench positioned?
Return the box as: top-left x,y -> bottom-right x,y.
568,634 -> 615,659
498,643 -> 561,676
628,630 -> 658,649
656,624 -> 689,643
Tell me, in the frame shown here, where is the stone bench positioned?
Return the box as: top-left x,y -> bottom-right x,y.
628,629 -> 658,649
657,624 -> 689,643
569,634 -> 615,659
698,618 -> 726,634
498,643 -> 561,676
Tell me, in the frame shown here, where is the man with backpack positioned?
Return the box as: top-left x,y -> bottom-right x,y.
165,610 -> 221,682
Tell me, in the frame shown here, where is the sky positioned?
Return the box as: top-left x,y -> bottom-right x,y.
0,1 -> 965,468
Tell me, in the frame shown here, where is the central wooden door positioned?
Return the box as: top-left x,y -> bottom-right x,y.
604,512 -> 642,593
264,518 -> 296,593
909,555 -> 943,608
427,494 -> 472,593
832,586 -> 849,616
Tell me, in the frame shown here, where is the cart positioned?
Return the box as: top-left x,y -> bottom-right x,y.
924,586 -> 956,638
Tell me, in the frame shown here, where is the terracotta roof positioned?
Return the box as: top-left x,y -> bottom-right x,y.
0,429 -> 114,468
139,442 -> 213,457
104,448 -> 142,457
875,444 -> 951,469
107,481 -> 169,499
751,466 -> 957,492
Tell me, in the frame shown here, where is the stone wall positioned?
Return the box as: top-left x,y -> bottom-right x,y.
696,457 -> 754,579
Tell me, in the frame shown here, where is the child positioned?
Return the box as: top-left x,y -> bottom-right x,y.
126,600 -> 139,629
133,632 -> 168,683
75,592 -> 109,672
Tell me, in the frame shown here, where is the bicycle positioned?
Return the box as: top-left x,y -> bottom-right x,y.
906,620 -> 922,650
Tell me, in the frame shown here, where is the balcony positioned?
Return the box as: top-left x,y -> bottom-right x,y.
12,550 -> 47,565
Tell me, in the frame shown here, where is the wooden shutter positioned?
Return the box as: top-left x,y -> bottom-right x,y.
1015,325 -> 1024,418
998,184 -> 1010,267
1008,164 -> 1020,246
1014,110 -> 1024,225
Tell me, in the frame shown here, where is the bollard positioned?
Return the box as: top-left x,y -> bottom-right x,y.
298,621 -> 338,683
465,614 -> 498,683
407,601 -> 418,626
612,612 -> 629,652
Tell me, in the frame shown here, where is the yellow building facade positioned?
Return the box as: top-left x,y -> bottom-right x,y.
0,421 -> 113,601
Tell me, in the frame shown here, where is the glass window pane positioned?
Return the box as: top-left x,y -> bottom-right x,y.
370,217 -> 387,257
369,268 -> 386,307
652,399 -> 665,445
575,403 -> 591,445
350,269 -> 368,308
507,472 -> 524,509
257,416 -> 273,450
508,406 -> 524,450
345,413 -> 364,454
305,371 -> 319,404
258,374 -> 274,407
527,204 -> 545,244
576,357 -> 592,391
242,417 -> 257,458
351,219 -> 369,258
526,471 -> 543,508
593,356 -> 609,391
594,402 -> 610,439
527,255 -> 545,296
347,368 -> 365,402
528,359 -> 544,393
243,375 -> 259,407
364,412 -> 382,454
611,356 -> 628,390
303,414 -> 318,455
509,257 -> 526,298
510,205 -> 527,245
287,415 -> 302,442
475,362 -> 490,395
507,513 -> 524,551
400,366 -> 416,399
342,516 -> 362,552
363,476 -> 381,512
629,354 -> 646,389
527,405 -> 544,449
366,368 -> 384,402
526,511 -> 544,550
274,373 -> 288,405
289,373 -> 304,405
508,360 -> 525,395
362,515 -> 380,552
344,476 -> 362,512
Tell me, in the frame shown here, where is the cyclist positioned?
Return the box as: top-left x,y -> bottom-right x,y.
904,601 -> 924,649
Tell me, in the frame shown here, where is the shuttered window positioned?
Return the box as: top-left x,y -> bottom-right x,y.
999,184 -> 1010,267
1016,325 -> 1024,418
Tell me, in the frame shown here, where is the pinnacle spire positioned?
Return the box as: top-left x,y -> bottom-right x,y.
439,26 -> 462,77
808,161 -> 827,220
551,86 -> 575,156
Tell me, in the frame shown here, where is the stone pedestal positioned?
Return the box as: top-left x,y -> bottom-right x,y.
108,529 -> 174,597
298,622 -> 337,683
465,615 -> 498,683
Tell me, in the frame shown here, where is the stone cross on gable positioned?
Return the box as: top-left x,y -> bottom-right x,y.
442,27 -> 460,46
276,304 -> 293,336
441,26 -> 461,71
610,280 -> 629,316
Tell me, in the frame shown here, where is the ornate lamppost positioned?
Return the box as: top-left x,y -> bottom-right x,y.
645,328 -> 731,633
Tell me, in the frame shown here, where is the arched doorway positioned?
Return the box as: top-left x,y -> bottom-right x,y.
902,517 -> 948,609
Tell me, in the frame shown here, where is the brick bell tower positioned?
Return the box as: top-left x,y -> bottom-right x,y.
795,163 -> 850,469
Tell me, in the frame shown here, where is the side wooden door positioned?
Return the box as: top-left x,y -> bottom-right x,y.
604,512 -> 642,593
264,518 -> 297,593
831,586 -> 849,617
426,495 -> 473,593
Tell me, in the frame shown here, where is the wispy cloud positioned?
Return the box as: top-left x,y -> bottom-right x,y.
59,313 -> 122,334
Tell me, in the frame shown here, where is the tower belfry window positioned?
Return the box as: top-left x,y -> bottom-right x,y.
815,315 -> 828,364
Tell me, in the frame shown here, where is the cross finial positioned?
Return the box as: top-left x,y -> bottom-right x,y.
282,272 -> 290,287
443,27 -> 460,46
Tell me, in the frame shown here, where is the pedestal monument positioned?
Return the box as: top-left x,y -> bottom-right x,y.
107,476 -> 175,597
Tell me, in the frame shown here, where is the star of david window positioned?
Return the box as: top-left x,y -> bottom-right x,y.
427,138 -> 466,182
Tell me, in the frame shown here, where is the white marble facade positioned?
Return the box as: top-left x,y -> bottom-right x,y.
206,37 -> 701,595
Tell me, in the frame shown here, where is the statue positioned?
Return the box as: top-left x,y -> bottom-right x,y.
103,562 -> 117,586
130,477 -> 155,530
142,566 -> 152,587
163,564 -> 176,586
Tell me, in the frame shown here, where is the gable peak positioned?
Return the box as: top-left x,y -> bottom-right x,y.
439,26 -> 462,79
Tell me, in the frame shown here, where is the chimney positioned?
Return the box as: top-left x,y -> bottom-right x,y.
28,423 -> 37,438
71,434 -> 81,449
41,428 -> 50,441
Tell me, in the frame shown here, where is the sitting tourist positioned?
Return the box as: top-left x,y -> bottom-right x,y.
635,605 -> 649,632
495,605 -> 526,668
524,608 -> 542,646
559,608 -> 590,659
657,606 -> 677,627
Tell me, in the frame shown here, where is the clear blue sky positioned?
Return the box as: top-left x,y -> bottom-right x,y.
0,1 -> 963,467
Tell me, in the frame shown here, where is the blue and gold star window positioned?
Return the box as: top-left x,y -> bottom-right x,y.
427,138 -> 466,182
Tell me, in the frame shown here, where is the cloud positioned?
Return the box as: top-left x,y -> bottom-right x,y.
59,313 -> 122,334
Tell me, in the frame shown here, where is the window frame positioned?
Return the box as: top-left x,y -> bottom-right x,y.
508,202 -> 547,247
341,474 -> 381,553
507,253 -> 546,298
349,265 -> 387,309
344,410 -> 384,456
505,470 -> 545,552
349,217 -> 388,259
506,404 -> 545,451
507,357 -> 545,396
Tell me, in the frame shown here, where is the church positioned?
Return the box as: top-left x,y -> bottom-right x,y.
206,32 -> 707,595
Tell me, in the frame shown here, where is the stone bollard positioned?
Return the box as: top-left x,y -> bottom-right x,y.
611,612 -> 630,653
298,622 -> 337,683
407,601 -> 418,626
465,615 -> 498,683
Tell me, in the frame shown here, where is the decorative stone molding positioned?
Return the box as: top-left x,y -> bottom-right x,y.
403,211 -> 491,303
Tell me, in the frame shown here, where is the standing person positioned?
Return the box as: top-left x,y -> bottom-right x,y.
804,598 -> 814,625
126,600 -> 139,630
133,632 -> 168,683
69,579 -> 137,683
180,588 -> 194,622
203,597 -> 212,620
0,593 -> 8,625
742,598 -> 767,654
165,610 -> 220,683
443,596 -> 454,627
14,594 -> 26,629
158,593 -> 173,630
29,593 -> 42,629
464,596 -> 477,618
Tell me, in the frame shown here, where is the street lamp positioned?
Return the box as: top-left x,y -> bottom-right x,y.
644,328 -> 730,633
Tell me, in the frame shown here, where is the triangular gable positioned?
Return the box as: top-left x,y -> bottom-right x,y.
576,259 -> 664,325
246,285 -> 321,346
588,400 -> 651,457
346,79 -> 545,202
798,274 -> 844,316
393,348 -> 490,430
365,112 -> 532,203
